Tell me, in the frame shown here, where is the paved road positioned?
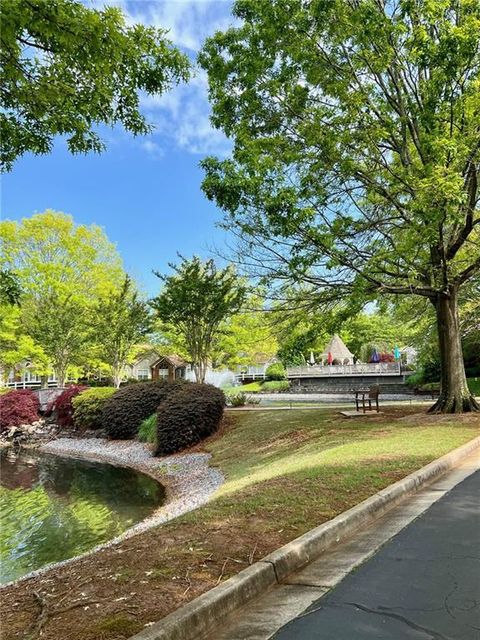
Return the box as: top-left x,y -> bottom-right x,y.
273,470 -> 480,640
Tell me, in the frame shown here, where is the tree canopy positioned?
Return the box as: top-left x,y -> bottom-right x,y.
151,257 -> 247,382
200,0 -> 480,412
93,275 -> 152,388
0,210 -> 124,386
0,0 -> 190,171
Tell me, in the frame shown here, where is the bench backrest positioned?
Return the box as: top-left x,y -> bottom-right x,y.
369,385 -> 380,399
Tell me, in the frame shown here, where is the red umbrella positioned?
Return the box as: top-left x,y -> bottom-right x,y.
327,351 -> 333,365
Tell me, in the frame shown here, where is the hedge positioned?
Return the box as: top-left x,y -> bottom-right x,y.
155,383 -> 225,456
0,389 -> 40,430
262,380 -> 290,392
103,380 -> 185,440
72,387 -> 117,430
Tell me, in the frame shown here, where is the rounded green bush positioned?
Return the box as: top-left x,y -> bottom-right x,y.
265,362 -> 287,381
103,380 -> 185,440
72,387 -> 117,430
155,383 -> 225,456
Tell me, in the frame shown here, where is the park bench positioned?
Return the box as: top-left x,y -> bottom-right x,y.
353,385 -> 380,413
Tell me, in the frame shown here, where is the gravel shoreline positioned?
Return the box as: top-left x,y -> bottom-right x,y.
1,438 -> 223,587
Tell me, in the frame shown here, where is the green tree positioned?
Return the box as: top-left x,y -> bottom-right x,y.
0,304 -> 48,385
1,210 -> 124,386
200,0 -> 480,413
93,275 -> 152,387
0,270 -> 22,305
151,257 -> 247,383
0,0 -> 190,171
213,295 -> 278,368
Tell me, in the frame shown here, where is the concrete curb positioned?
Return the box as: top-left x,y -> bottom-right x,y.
130,435 -> 480,640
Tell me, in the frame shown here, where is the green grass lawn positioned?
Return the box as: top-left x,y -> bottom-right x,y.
3,406 -> 479,640
187,407 -> 479,531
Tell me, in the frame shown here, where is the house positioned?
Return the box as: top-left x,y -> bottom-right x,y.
126,349 -> 161,381
151,354 -> 187,382
3,359 -> 58,389
128,350 -> 235,387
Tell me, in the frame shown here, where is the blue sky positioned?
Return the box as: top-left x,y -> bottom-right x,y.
1,0 -> 235,295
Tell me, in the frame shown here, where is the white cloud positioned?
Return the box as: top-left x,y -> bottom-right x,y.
97,0 -> 236,157
140,139 -> 165,159
122,0 -> 233,52
141,67 -> 232,156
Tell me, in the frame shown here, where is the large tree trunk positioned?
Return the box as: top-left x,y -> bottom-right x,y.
429,289 -> 479,414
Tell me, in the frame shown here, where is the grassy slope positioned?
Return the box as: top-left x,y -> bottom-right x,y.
2,407 -> 479,640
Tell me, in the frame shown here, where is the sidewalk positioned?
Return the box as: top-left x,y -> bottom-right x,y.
215,453 -> 480,640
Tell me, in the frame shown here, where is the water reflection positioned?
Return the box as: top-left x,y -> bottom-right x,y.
0,448 -> 165,583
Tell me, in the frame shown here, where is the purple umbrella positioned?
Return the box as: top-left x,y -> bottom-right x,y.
371,348 -> 380,363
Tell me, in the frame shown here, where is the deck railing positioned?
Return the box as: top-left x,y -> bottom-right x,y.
235,362 -> 402,380
286,362 -> 401,377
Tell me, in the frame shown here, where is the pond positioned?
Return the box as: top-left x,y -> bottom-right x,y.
0,448 -> 165,584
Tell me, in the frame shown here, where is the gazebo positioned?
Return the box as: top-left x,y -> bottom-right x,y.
319,334 -> 354,365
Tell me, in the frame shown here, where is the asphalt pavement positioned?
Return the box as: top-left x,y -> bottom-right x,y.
272,470 -> 480,640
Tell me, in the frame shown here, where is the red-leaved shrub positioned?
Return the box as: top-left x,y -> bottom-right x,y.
46,385 -> 88,428
155,383 -> 225,455
0,390 -> 40,430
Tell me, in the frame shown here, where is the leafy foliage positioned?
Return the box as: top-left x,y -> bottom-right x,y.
262,380 -> 290,392
213,294 -> 278,368
0,0 -> 190,171
1,210 -> 124,386
0,270 -> 22,305
137,414 -> 157,444
47,385 -> 87,428
155,383 -> 225,456
200,0 -> 480,412
0,389 -> 39,430
265,363 -> 286,381
72,387 -> 116,430
151,257 -> 247,383
103,380 -> 185,440
226,391 -> 249,407
93,276 -> 151,387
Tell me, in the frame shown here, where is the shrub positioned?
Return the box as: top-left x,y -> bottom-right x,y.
226,391 -> 248,407
405,369 -> 424,387
46,385 -> 88,428
265,363 -> 286,381
423,358 -> 441,383
155,383 -> 225,456
103,380 -> 185,440
72,387 -> 117,430
138,414 -> 157,443
227,392 -> 260,407
262,380 -> 290,392
0,389 -> 40,430
239,381 -> 262,393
